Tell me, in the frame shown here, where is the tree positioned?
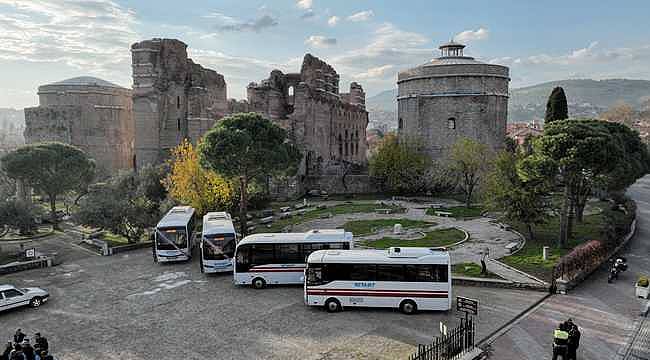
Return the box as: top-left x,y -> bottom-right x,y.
198,113 -> 301,236
544,87 -> 568,124
75,170 -> 163,243
600,102 -> 636,127
535,119 -> 622,246
0,167 -> 15,202
449,138 -> 493,208
485,151 -> 554,240
163,139 -> 233,217
1,142 -> 95,225
369,134 -> 431,195
0,199 -> 41,235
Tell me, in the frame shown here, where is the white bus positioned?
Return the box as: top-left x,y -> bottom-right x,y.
304,247 -> 451,314
234,229 -> 353,289
154,206 -> 196,263
200,212 -> 237,273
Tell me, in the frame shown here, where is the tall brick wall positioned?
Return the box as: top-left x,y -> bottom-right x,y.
131,38 -> 227,168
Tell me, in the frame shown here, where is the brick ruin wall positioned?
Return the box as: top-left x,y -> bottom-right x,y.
131,38 -> 228,168
24,85 -> 134,173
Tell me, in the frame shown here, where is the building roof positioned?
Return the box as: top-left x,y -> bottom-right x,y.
47,76 -> 124,89
439,40 -> 466,49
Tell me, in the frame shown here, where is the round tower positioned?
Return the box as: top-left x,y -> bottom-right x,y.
397,40 -> 510,160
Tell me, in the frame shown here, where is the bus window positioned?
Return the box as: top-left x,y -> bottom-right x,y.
416,265 -> 434,282
236,244 -> 250,272
277,244 -> 302,264
350,264 -> 376,281
306,264 -> 324,286
376,264 -> 405,281
434,264 -> 449,282
156,228 -> 187,250
251,244 -> 274,265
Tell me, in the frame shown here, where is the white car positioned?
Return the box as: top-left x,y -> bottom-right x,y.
0,284 -> 50,312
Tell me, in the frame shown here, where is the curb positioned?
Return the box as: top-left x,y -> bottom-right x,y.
446,227 -> 471,249
478,293 -> 553,347
490,259 -> 549,286
0,227 -> 56,242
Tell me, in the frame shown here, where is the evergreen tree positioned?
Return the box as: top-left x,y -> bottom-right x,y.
544,87 -> 569,123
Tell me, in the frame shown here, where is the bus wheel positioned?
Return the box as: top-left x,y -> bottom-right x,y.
399,300 -> 417,315
252,277 -> 266,289
325,298 -> 342,313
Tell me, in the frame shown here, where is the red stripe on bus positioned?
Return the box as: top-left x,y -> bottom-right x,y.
306,290 -> 448,298
249,268 -> 305,272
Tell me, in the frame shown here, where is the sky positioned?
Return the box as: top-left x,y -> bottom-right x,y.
1,0 -> 650,109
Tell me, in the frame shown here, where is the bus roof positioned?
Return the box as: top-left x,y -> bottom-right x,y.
238,229 -> 353,245
203,212 -> 235,235
307,247 -> 450,264
157,206 -> 195,228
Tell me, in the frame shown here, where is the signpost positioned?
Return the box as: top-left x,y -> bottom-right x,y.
25,248 -> 36,258
457,296 -> 479,322
439,321 -> 448,336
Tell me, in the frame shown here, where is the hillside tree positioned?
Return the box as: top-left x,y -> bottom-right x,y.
448,138 -> 493,208
1,142 -> 95,226
544,87 -> 569,124
163,139 -> 233,217
199,113 -> 301,236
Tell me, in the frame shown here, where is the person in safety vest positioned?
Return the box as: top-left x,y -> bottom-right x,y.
552,322 -> 569,360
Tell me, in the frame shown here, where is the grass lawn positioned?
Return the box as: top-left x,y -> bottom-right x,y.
0,252 -> 20,265
100,231 -> 150,247
341,219 -> 436,236
360,228 -> 465,249
425,206 -> 484,219
255,202 -> 407,233
452,262 -> 502,279
500,201 -> 626,281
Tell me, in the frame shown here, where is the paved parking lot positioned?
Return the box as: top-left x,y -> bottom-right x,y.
0,248 -> 546,359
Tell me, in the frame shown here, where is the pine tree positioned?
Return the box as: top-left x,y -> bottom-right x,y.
544,87 -> 569,123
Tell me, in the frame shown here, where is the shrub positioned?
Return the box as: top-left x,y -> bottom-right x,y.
638,276 -> 649,287
0,199 -> 41,235
554,240 -> 607,281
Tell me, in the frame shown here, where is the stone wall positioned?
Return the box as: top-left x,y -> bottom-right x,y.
131,38 -> 228,168
303,175 -> 377,195
246,54 -> 368,177
24,81 -> 134,173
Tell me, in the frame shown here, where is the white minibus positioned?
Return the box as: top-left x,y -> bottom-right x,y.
234,229 -> 353,289
154,206 -> 196,263
305,247 -> 451,314
200,212 -> 237,273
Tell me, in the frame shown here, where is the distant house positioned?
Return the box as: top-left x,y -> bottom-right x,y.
506,121 -> 544,145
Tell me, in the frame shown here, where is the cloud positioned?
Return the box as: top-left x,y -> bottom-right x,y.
354,65 -> 395,80
347,10 -> 374,22
454,28 -> 489,43
296,0 -> 312,10
214,14 -> 278,33
0,0 -> 137,85
327,16 -> 339,27
305,35 -> 337,48
300,10 -> 316,19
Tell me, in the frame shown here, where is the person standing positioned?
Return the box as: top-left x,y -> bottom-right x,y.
19,341 -> 33,360
553,322 -> 570,360
32,335 -> 47,354
12,330 -> 25,345
566,319 -> 581,360
2,342 -> 13,360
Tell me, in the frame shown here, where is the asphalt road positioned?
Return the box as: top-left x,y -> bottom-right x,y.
489,175 -> 650,360
0,246 -> 547,359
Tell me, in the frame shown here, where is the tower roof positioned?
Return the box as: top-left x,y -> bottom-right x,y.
438,40 -> 466,50
47,76 -> 124,89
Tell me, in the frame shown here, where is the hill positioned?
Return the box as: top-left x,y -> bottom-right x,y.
366,79 -> 650,128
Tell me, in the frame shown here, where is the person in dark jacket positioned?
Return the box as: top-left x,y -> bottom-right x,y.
8,344 -> 24,360
2,342 -> 12,360
32,335 -> 47,354
19,340 -> 33,360
566,319 -> 581,360
13,330 -> 25,345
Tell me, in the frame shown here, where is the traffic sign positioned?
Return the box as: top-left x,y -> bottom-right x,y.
457,296 -> 479,316
25,248 -> 36,258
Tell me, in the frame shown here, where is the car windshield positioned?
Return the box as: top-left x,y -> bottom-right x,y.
156,228 -> 187,250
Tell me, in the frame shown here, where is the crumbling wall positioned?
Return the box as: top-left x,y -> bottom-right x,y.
132,38 -> 228,168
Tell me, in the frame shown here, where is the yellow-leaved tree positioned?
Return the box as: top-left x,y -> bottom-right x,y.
163,139 -> 233,217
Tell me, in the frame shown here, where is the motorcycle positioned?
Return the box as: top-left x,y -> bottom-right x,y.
607,256 -> 628,283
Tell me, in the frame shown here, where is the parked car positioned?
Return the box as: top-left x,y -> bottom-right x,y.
0,284 -> 49,312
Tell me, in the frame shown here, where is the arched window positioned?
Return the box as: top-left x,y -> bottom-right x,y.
355,142 -> 359,155
398,118 -> 404,130
338,134 -> 343,157
177,118 -> 181,131
447,117 -> 456,130
177,96 -> 180,109
345,130 -> 349,140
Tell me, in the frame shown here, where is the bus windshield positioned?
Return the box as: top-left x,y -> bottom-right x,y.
156,228 -> 187,250
202,234 -> 236,260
